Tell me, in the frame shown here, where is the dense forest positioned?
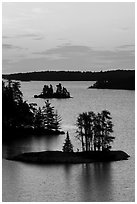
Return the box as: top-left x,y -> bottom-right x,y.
2,80 -> 64,141
2,69 -> 135,83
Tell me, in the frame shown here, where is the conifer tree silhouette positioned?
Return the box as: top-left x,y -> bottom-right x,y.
62,131 -> 73,152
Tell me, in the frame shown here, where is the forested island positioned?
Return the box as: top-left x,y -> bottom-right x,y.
34,83 -> 71,99
6,125 -> 130,163
8,150 -> 129,164
7,119 -> 130,163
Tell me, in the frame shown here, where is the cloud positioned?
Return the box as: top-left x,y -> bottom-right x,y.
34,45 -> 92,58
121,27 -> 130,31
47,45 -> 92,54
2,59 -> 12,64
33,44 -> 134,61
117,44 -> 135,50
16,33 -> 44,39
2,35 -> 11,39
2,33 -> 45,41
18,33 -> 45,41
33,36 -> 44,41
2,43 -> 26,50
3,44 -> 135,73
31,7 -> 47,15
17,34 -> 39,38
17,33 -> 45,40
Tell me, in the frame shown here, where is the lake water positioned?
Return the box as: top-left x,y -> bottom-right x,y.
2,81 -> 135,202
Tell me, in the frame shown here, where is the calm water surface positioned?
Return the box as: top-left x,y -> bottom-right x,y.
2,81 -> 135,202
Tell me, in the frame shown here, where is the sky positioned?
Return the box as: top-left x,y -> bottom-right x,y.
2,2 -> 135,74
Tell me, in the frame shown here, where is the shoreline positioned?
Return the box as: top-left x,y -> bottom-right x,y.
88,86 -> 135,91
34,94 -> 72,99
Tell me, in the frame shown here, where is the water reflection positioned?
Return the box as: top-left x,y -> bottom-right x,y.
3,134 -> 63,159
80,163 -> 94,201
3,157 -> 133,202
79,162 -> 113,202
63,164 -> 73,177
3,139 -> 113,201
93,162 -> 113,201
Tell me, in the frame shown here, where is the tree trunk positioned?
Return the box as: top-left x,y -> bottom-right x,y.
84,127 -> 87,151
94,142 -> 96,151
81,134 -> 85,152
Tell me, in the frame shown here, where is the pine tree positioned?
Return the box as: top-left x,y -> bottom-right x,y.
42,100 -> 62,131
34,107 -> 44,129
62,131 -> 73,152
53,110 -> 62,131
42,100 -> 55,130
99,110 -> 114,151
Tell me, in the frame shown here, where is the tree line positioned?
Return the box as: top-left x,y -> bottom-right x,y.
2,70 -> 134,83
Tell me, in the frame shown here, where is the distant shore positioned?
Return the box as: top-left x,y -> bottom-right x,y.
2,70 -> 135,82
7,150 -> 130,164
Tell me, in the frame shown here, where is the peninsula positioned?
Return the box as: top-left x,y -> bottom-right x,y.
88,78 -> 135,90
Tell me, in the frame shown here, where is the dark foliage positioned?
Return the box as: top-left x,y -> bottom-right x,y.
2,70 -> 135,84
2,81 -> 63,141
89,77 -> 135,90
62,132 -> 73,152
2,80 -> 34,129
76,110 -> 114,152
8,150 -> 130,163
34,83 -> 71,98
41,100 -> 62,131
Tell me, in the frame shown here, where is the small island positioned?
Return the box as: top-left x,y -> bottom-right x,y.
7,124 -> 130,164
7,150 -> 130,164
34,83 -> 71,99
